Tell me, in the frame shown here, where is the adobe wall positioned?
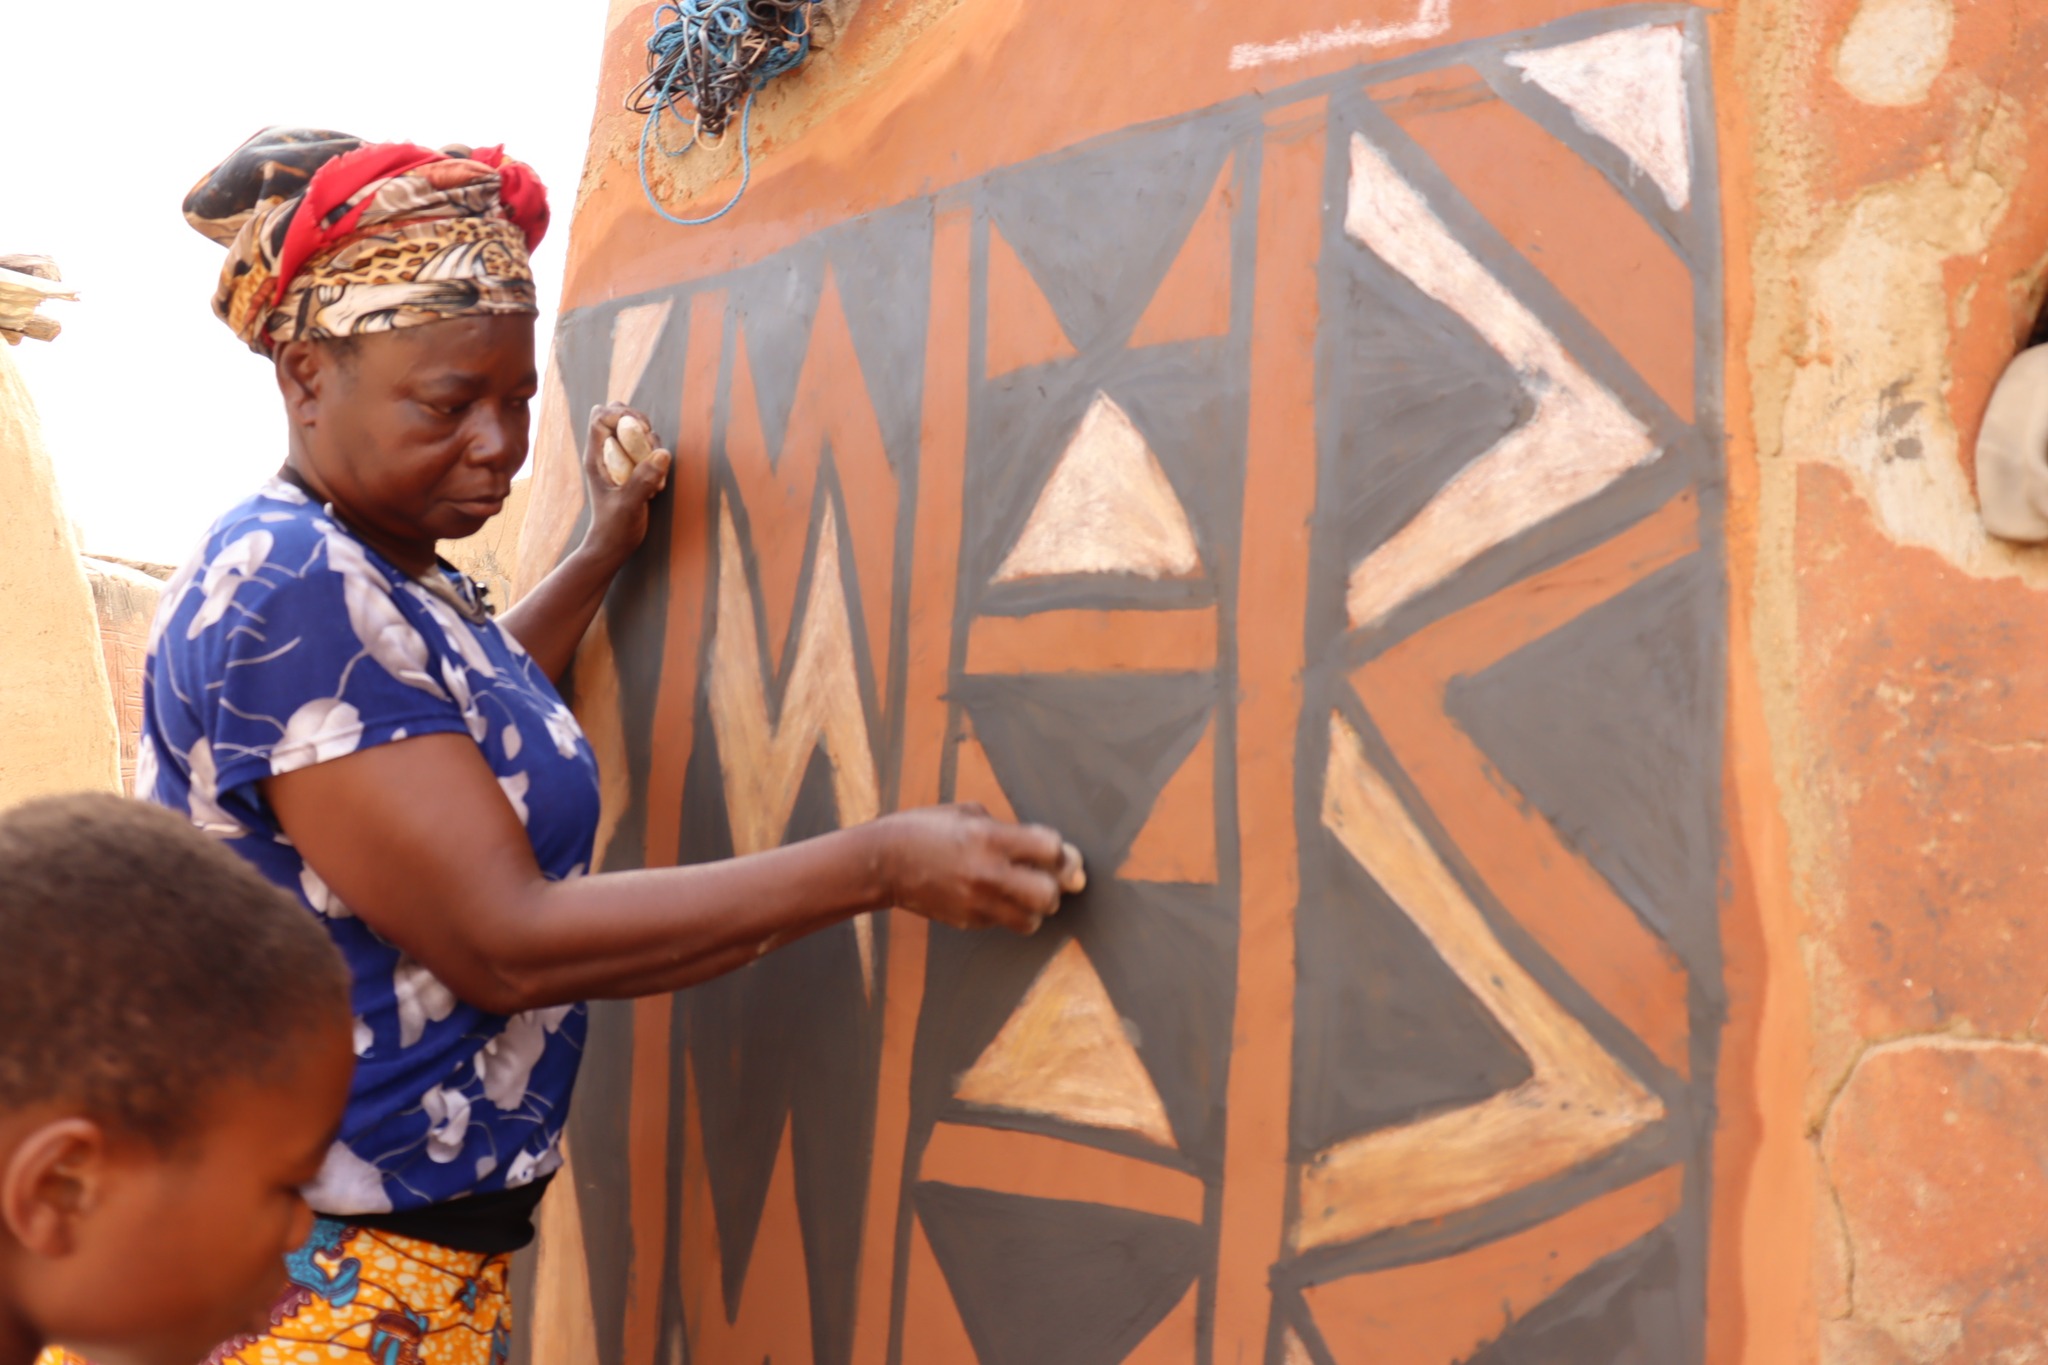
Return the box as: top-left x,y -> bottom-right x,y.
1730,2 -> 2048,1359
510,1 -> 2048,1361
0,346 -> 120,805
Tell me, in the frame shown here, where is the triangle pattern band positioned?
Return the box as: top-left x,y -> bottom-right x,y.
996,392 -> 1203,583
1505,24 -> 1693,212
955,938 -> 1178,1150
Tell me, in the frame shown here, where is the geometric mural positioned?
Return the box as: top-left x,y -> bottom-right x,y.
529,5 -> 1727,1362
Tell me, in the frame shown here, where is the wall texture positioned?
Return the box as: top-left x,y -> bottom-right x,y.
510,0 -> 2048,1361
82,557 -> 166,794
0,347 -> 120,805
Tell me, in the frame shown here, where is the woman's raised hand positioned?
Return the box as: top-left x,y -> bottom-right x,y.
871,805 -> 1087,935
580,403 -> 672,566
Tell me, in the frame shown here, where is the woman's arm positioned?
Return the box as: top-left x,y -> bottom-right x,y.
497,403 -> 667,679
264,734 -> 1075,1012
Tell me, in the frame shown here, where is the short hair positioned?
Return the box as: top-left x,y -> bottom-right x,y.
0,794 -> 350,1147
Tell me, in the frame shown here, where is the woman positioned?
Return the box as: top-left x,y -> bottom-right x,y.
118,128 -> 1080,1365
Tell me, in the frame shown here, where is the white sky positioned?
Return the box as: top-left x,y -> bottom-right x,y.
2,2 -> 610,565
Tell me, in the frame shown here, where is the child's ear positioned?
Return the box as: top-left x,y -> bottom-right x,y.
1,1119 -> 106,1257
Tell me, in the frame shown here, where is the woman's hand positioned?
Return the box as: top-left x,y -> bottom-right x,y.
579,402 -> 672,568
871,805 -> 1087,935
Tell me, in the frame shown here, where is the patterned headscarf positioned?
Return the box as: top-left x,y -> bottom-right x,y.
183,127 -> 550,355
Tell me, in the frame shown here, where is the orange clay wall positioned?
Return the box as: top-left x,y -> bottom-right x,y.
505,2 -> 2048,1361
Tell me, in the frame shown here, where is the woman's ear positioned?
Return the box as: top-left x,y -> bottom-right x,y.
0,1118 -> 106,1259
275,341 -> 328,429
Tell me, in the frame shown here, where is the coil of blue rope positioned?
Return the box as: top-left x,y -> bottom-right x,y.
631,0 -> 825,227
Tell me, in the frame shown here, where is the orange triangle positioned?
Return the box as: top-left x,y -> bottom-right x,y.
988,222 -> 1077,376
1121,1281 -> 1198,1364
903,1213 -> 981,1363
1130,158 -> 1235,348
954,718 -> 1018,823
1119,719 -> 1217,883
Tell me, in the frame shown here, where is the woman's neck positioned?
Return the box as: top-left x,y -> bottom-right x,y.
278,463 -> 438,578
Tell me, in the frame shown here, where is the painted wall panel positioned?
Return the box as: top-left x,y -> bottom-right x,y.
521,3 -> 1729,1361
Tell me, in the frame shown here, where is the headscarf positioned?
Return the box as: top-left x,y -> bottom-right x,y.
183,126 -> 550,355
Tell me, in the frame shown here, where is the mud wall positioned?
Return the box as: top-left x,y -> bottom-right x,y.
1728,2 -> 2048,1360
0,347 -> 119,805
509,1 -> 2048,1361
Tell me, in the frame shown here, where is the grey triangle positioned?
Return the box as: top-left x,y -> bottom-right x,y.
1292,826 -> 1534,1154
955,674 -> 1215,865
824,201 -> 934,476
565,997 -> 636,1365
729,248 -> 828,466
677,734 -> 881,1363
1446,556 -> 1719,970
1465,1227 -> 1688,1364
914,1183 -> 1204,1365
1324,222 -> 1534,568
983,122 -> 1233,353
1078,880 -> 1237,1163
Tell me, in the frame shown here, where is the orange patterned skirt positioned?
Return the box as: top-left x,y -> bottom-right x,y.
39,1218 -> 511,1365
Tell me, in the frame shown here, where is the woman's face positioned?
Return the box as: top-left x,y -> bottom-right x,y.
281,315 -> 538,557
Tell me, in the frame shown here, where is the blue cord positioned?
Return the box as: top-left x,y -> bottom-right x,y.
636,0 -> 821,227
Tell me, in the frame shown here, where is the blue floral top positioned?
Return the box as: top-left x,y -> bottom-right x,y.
138,477 -> 600,1216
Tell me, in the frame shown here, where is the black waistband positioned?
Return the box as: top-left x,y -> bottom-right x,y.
335,1172 -> 554,1255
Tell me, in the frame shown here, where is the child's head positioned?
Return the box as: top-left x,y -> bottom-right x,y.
0,795 -> 354,1365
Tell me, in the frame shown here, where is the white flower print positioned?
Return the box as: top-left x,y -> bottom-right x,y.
421,1085 -> 472,1163
504,1144 -> 563,1190
441,659 -> 487,743
324,528 -> 446,700
262,476 -> 310,505
271,698 -> 363,774
186,530 -> 274,640
474,1006 -> 574,1110
149,552 -> 203,655
475,1155 -> 498,1182
303,1141 -> 392,1215
133,734 -> 161,801
185,738 -> 245,837
411,586 -> 497,679
502,723 -> 522,761
352,1016 -> 373,1057
543,703 -> 584,760
300,864 -> 354,919
498,771 -> 530,826
393,956 -> 458,1048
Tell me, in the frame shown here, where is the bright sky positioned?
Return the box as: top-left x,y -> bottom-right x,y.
1,2 -> 610,565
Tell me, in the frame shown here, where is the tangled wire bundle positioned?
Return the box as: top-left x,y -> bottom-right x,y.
631,0 -> 827,226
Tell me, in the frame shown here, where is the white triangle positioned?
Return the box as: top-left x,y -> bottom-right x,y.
1507,25 -> 1692,212
995,393 -> 1201,582
955,938 -> 1178,1148
607,298 -> 673,405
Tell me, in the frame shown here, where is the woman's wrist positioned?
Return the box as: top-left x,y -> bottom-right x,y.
849,817 -> 902,910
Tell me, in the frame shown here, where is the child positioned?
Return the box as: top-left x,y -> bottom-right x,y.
0,794 -> 354,1365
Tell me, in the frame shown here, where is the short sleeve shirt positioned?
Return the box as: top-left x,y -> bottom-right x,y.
138,477 -> 600,1217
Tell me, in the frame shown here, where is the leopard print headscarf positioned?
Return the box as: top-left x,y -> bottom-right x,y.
184,127 -> 551,355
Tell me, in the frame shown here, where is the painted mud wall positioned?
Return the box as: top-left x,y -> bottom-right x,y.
502,0 -> 2048,1361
